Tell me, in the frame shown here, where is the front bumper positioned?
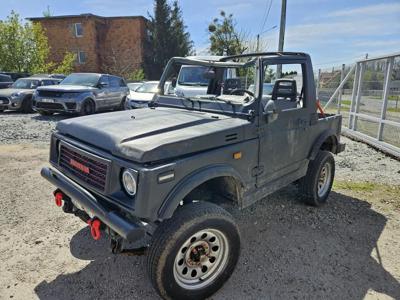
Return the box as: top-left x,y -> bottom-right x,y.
33,97 -> 80,113
0,96 -> 22,110
41,167 -> 145,241
126,100 -> 149,109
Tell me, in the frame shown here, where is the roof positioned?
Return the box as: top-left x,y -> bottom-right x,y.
27,13 -> 147,21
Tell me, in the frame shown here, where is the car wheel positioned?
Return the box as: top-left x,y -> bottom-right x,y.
299,150 -> 335,206
0,108 -> 4,113
80,100 -> 95,116
118,97 -> 127,110
21,96 -> 33,113
38,111 -> 54,116
147,201 -> 240,300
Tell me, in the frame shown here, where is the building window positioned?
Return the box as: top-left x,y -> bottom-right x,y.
74,23 -> 83,37
77,51 -> 86,64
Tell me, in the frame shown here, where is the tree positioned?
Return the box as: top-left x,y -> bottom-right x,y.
147,0 -> 193,78
208,11 -> 247,56
0,11 -> 74,74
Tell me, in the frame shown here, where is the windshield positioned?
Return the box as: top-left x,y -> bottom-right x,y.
11,79 -> 39,89
249,83 -> 274,95
60,73 -> 100,87
136,82 -> 158,93
178,66 -> 209,86
127,82 -> 143,91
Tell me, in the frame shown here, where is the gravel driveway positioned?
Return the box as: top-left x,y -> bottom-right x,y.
0,112 -> 399,300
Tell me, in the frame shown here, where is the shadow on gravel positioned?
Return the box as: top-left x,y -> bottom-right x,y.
32,114 -> 72,122
34,189 -> 400,300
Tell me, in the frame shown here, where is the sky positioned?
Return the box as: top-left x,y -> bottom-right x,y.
1,0 -> 399,69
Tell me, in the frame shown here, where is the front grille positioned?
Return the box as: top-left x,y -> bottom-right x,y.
59,144 -> 109,192
38,90 -> 63,97
0,96 -> 10,104
36,102 -> 64,110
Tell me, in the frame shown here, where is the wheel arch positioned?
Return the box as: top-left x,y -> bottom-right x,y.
308,129 -> 339,160
158,164 -> 244,220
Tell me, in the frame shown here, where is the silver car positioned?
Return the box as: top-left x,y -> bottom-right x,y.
126,81 -> 174,109
33,73 -> 129,115
0,77 -> 60,113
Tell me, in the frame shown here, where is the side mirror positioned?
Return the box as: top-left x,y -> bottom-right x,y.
263,99 -> 279,123
171,78 -> 177,88
98,82 -> 108,88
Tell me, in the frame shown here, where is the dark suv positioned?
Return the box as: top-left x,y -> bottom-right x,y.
42,52 -> 345,299
0,74 -> 13,89
33,73 -> 129,115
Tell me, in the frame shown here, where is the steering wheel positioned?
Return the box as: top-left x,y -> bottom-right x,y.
228,89 -> 255,97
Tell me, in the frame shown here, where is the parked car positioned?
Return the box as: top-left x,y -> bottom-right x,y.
41,52 -> 345,299
0,74 -> 13,89
127,82 -> 144,92
32,73 -> 67,80
126,81 -> 174,109
0,77 -> 60,113
33,73 -> 129,115
0,72 -> 31,81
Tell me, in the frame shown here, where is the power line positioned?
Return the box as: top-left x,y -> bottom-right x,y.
259,0 -> 273,34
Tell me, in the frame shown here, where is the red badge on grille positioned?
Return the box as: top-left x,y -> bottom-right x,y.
70,159 -> 90,174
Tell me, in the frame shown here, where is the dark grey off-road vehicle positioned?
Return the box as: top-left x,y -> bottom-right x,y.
41,52 -> 345,299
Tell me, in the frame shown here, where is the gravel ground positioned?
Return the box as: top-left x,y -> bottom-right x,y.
0,112 -> 399,300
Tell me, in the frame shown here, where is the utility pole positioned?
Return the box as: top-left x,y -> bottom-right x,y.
277,0 -> 287,78
256,34 -> 260,52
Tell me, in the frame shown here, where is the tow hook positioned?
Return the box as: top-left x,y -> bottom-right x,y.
87,218 -> 102,240
54,191 -> 64,207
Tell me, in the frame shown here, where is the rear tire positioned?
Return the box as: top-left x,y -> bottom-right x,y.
147,201 -> 240,300
80,99 -> 95,116
299,150 -> 335,206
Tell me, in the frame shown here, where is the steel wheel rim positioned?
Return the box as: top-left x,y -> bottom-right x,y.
318,162 -> 331,197
173,228 -> 229,290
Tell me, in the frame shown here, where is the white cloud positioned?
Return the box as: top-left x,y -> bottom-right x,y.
328,2 -> 400,17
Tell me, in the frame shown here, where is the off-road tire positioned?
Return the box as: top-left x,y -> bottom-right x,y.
299,150 -> 335,206
80,99 -> 95,116
38,111 -> 54,116
147,201 -> 240,300
21,96 -> 33,113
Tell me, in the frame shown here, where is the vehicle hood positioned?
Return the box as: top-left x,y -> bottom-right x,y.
176,85 -> 207,97
0,88 -> 32,96
56,108 -> 250,163
128,91 -> 154,102
37,85 -> 97,92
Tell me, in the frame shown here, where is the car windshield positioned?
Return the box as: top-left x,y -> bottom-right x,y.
136,82 -> 159,93
178,66 -> 209,86
249,83 -> 274,95
127,82 -> 143,91
11,79 -> 39,89
60,73 -> 100,87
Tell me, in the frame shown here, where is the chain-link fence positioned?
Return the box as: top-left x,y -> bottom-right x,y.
317,52 -> 400,158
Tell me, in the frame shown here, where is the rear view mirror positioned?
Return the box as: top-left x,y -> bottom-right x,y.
263,99 -> 279,123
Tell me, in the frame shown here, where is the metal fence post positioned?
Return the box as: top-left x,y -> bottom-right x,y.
316,68 -> 321,100
377,57 -> 394,141
337,64 -> 345,114
352,62 -> 364,131
349,63 -> 360,129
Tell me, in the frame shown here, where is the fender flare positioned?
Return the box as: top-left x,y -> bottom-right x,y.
308,129 -> 338,160
157,164 -> 244,220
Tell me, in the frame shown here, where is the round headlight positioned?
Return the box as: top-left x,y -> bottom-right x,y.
122,169 -> 136,196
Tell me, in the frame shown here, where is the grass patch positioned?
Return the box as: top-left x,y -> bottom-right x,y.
387,107 -> 400,113
333,181 -> 376,192
340,100 -> 351,106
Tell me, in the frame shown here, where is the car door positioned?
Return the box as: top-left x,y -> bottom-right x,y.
257,59 -> 311,188
97,75 -> 111,109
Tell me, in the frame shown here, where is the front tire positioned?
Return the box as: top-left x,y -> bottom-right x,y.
21,96 -> 33,113
147,202 -> 240,300
80,99 -> 95,116
299,150 -> 335,206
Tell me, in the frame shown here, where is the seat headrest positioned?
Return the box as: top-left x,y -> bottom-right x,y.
272,79 -> 297,101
